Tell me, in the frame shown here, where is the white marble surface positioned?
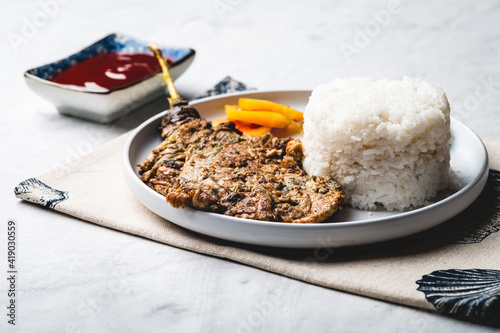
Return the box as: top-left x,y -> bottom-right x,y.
1,0 -> 500,332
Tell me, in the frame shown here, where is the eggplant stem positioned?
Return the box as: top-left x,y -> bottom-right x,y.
147,43 -> 187,108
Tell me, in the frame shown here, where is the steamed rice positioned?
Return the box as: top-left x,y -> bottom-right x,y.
303,77 -> 453,211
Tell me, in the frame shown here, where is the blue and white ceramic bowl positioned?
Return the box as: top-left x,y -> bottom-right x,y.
24,33 -> 195,123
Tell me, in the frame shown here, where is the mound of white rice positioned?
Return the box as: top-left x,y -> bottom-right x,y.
303,77 -> 452,211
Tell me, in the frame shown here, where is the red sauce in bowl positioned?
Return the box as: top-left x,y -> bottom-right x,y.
50,52 -> 165,91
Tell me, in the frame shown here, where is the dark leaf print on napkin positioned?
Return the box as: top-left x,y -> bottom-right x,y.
417,269 -> 500,325
196,76 -> 255,99
14,178 -> 68,209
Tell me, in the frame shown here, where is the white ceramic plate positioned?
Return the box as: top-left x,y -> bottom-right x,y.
123,90 -> 489,248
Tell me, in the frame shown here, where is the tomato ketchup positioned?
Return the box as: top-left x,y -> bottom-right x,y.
50,52 -> 164,91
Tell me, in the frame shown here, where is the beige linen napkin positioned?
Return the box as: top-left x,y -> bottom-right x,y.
14,132 -> 500,325
13,79 -> 500,325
